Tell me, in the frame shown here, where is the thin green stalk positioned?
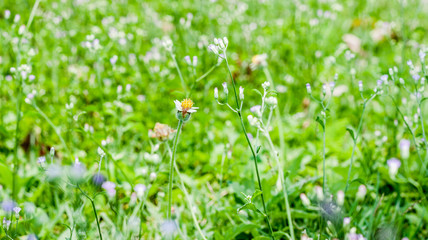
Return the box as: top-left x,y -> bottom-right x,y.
224,56 -> 275,239
77,185 -> 103,240
417,101 -> 428,174
32,103 -> 71,157
264,133 -> 295,240
168,120 -> 183,219
12,0 -> 41,201
196,65 -> 216,83
263,67 -> 286,158
170,52 -> 187,93
345,96 -> 375,192
322,116 -> 326,192
173,162 -> 207,240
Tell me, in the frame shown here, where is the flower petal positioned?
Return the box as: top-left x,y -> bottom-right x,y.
174,100 -> 182,111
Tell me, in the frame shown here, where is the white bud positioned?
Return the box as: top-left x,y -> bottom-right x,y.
192,56 -> 198,67
184,55 -> 191,65
214,87 -> 219,99
315,185 -> 323,201
222,82 -> 228,95
223,37 -> 228,46
356,185 -> 367,200
262,81 -> 270,89
337,190 -> 345,206
300,193 -> 311,207
4,10 -> 10,19
239,86 -> 244,100
358,81 -> 363,92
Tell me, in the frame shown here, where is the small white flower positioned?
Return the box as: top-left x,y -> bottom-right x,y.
265,96 -> 277,107
13,206 -> 21,217
262,81 -> 270,89
102,181 -> 116,198
37,156 -> 46,164
214,87 -> 219,99
174,99 -> 198,114
150,172 -> 157,181
387,158 -> 401,177
247,115 -> 259,126
134,184 -> 147,199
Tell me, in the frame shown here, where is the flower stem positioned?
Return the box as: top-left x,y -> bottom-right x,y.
168,120 -> 183,219
170,52 -> 187,94
174,162 -> 207,240
265,133 -> 295,240
224,56 -> 275,239
345,96 -> 375,192
77,185 -> 103,240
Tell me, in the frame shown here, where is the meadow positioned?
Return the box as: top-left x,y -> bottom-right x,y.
0,0 -> 428,239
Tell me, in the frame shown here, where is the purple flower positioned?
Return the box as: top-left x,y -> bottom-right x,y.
92,173 -> 106,186
2,200 -> 16,212
102,181 -> 116,198
250,105 -> 261,113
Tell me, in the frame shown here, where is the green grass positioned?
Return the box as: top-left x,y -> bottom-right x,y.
0,0 -> 428,239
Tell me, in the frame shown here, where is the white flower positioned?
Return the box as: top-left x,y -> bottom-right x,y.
134,184 -> 147,199
387,158 -> 401,177
150,172 -> 157,181
265,96 -> 277,107
399,139 -> 410,159
13,206 -> 21,217
247,115 -> 259,127
262,81 -> 270,89
174,99 -> 198,114
37,156 -> 46,164
102,181 -> 116,198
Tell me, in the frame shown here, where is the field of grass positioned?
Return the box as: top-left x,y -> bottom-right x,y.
1,0 -> 428,239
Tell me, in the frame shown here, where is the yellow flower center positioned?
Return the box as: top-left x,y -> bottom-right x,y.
181,98 -> 193,111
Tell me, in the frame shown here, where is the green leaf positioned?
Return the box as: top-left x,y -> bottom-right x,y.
224,223 -> 258,239
346,127 -> 356,140
252,189 -> 263,201
252,89 -> 263,97
315,116 -> 325,131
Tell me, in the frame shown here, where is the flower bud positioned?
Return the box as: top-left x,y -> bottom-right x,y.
214,87 -> 219,99
300,193 -> 311,207
306,83 -> 311,94
222,82 -> 228,95
358,81 -> 363,92
239,86 -> 244,100
356,185 -> 367,200
337,190 -> 345,206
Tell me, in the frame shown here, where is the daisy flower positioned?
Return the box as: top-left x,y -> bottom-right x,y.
174,98 -> 198,120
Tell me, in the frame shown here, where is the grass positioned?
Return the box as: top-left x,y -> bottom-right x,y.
0,0 -> 428,239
